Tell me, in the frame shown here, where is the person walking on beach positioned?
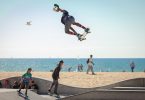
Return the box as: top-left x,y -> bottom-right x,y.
18,68 -> 32,97
130,61 -> 135,72
48,60 -> 64,96
68,67 -> 72,72
80,64 -> 83,72
86,55 -> 95,75
78,64 -> 83,72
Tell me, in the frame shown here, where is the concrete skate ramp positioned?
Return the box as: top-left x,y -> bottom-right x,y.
98,78 -> 145,90
0,77 -> 94,95
61,89 -> 145,100
1,77 -> 145,95
0,89 -> 49,100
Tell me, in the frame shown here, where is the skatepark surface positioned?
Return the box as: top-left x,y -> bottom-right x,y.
0,89 -> 60,100
1,77 -> 145,100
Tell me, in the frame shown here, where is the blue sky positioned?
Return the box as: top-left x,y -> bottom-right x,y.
0,0 -> 145,58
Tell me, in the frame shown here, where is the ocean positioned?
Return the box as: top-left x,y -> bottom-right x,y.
0,58 -> 145,72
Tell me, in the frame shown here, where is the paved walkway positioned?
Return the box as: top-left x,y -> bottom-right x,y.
0,89 -> 58,100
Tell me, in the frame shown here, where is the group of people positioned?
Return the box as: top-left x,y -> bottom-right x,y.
1,55 -> 137,97
0,72 -> 38,97
47,55 -> 95,96
17,55 -> 95,97
77,64 -> 83,72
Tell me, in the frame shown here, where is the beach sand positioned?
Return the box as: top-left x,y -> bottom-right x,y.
0,72 -> 145,88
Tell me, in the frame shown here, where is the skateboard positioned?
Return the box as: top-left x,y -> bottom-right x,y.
17,91 -> 30,100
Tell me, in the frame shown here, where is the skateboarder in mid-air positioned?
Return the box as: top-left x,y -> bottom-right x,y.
53,4 -> 90,40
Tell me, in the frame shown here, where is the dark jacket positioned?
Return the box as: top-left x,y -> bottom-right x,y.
52,66 -> 61,80
61,10 -> 69,24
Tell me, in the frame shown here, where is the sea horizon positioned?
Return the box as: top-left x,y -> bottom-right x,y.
0,58 -> 144,72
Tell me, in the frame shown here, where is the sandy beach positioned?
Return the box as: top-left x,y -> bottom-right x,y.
0,72 -> 145,88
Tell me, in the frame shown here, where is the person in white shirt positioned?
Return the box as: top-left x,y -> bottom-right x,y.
86,55 -> 95,75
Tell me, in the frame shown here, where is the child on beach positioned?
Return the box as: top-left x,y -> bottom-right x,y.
48,60 -> 64,96
18,68 -> 32,96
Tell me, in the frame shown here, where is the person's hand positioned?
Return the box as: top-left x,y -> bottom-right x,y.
53,4 -> 60,12
53,7 -> 59,12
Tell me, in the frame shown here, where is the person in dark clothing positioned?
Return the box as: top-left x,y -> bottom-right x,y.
80,64 -> 83,72
0,81 -> 2,88
68,67 -> 72,72
53,4 -> 90,40
48,60 -> 64,96
130,61 -> 135,72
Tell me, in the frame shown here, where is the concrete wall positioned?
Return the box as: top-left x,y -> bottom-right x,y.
0,77 -> 21,88
97,78 -> 145,90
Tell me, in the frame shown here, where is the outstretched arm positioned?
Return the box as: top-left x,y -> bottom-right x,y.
53,4 -> 67,13
58,8 -> 65,13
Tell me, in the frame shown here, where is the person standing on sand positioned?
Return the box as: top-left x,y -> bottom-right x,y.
48,60 -> 64,96
86,55 -> 95,75
130,61 -> 135,72
80,64 -> 83,72
68,67 -> 72,72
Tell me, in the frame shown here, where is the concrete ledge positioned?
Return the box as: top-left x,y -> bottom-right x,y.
61,90 -> 145,100
113,87 -> 145,90
97,78 -> 145,90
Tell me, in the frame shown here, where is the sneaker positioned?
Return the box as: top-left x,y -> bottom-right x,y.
54,92 -> 59,96
25,93 -> 28,97
92,73 -> 96,75
48,89 -> 51,93
76,34 -> 82,40
85,28 -> 91,33
17,90 -> 21,93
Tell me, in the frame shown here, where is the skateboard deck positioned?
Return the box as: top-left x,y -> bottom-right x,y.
79,31 -> 90,41
18,91 -> 30,100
